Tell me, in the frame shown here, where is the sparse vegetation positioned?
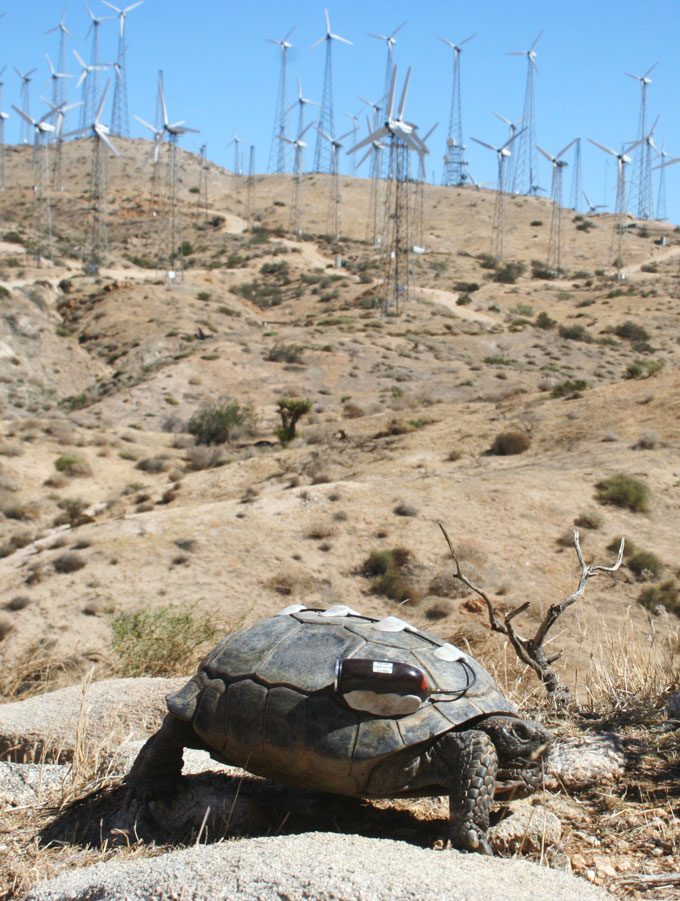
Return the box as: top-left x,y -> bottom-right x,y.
54,454 -> 91,477
360,547 -> 415,602
595,473 -> 650,513
110,603 -> 220,677
267,342 -> 305,363
638,580 -> 679,616
489,431 -> 531,456
187,398 -> 254,445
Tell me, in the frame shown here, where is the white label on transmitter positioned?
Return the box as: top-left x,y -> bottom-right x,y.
373,662 -> 393,674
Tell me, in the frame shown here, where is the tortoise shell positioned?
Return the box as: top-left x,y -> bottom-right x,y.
166,605 -> 517,796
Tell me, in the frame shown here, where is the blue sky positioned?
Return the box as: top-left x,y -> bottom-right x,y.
5,0 -> 680,224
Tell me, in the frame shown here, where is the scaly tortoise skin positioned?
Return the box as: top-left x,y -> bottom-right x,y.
125,605 -> 551,854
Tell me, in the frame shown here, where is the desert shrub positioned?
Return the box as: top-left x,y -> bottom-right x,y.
531,260 -> 556,280
136,455 -> 170,473
361,548 -> 414,602
110,603 -> 220,677
573,511 -> 603,530
343,403 -> 365,419
4,595 -> 31,611
638,580 -> 679,616
535,311 -> 556,329
493,261 -> 526,284
628,550 -> 663,580
625,358 -> 664,380
53,552 -> 86,574
267,343 -> 304,364
454,281 -> 480,293
187,398 -> 253,445
614,320 -> 650,343
425,600 -> 452,621
489,431 -> 531,456
54,497 -> 92,528
54,454 -> 91,476
276,397 -> 312,444
595,473 -> 650,513
634,430 -> 660,450
551,379 -> 587,398
456,293 -> 472,306
185,445 -> 228,470
558,324 -> 592,342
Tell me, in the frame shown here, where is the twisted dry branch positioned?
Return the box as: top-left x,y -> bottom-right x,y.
438,521 -> 625,700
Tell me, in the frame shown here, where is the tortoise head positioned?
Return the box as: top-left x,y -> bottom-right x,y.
478,714 -> 552,798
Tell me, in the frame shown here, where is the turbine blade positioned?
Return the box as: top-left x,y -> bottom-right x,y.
437,34 -> 454,48
556,137 -> 577,159
367,32 -> 387,40
309,36 -> 325,49
94,80 -> 111,123
386,66 -> 397,120
530,29 -> 543,51
97,125 -> 120,156
459,33 -> 476,47
348,125 -> 388,155
422,121 -> 439,142
357,145 -> 374,168
492,111 -> 511,125
537,145 -> 553,163
470,136 -> 497,153
330,33 -> 352,45
11,105 -> 34,126
644,61 -> 658,79
134,114 -> 156,133
588,138 -> 617,157
397,66 -> 411,120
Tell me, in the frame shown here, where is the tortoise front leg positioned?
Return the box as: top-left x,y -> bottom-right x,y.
435,729 -> 498,855
124,713 -> 201,802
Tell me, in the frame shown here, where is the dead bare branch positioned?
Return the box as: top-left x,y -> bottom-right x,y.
438,522 -> 625,702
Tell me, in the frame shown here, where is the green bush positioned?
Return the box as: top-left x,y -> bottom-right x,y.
361,548 -> 414,602
535,311 -> 556,329
595,473 -> 650,513
493,261 -> 526,284
625,358 -> 664,380
638,581 -> 679,616
614,320 -> 650,343
54,454 -> 91,476
551,379 -> 587,398
558,324 -> 592,342
110,603 -> 220,677
628,550 -> 663,580
187,398 -> 253,445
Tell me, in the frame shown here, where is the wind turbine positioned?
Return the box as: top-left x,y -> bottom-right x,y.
84,5 -> 113,122
15,68 -> 37,144
278,119 -> 315,235
588,135 -> 643,272
266,25 -> 295,174
368,21 -> 406,109
583,191 -> 606,214
492,111 -> 524,195
537,138 -> 577,273
506,30 -> 542,195
624,114 -> 659,221
0,68 -> 8,190
348,66 -> 428,315
44,7 -> 73,109
311,9 -> 352,173
415,121 -> 439,249
653,140 -> 673,220
150,75 -> 198,273
227,129 -> 244,175
73,49 -> 110,130
103,0 -> 143,136
12,103 -> 58,261
316,124 -> 353,238
44,54 -> 73,112
355,116 -> 386,244
286,77 -> 320,153
470,129 -> 524,259
439,33 -> 475,187
42,96 -> 82,189
63,81 -> 119,270
625,62 -> 657,219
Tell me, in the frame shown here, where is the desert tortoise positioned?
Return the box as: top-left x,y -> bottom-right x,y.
126,605 -> 551,854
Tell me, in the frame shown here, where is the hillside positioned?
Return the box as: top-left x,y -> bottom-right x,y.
0,136 -> 678,699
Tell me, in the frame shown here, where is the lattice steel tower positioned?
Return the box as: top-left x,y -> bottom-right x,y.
538,139 -> 575,273
311,9 -> 352,174
438,33 -> 474,187
266,26 -> 295,174
569,138 -> 582,211
625,63 -> 657,219
507,31 -> 542,195
104,1 -> 143,136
